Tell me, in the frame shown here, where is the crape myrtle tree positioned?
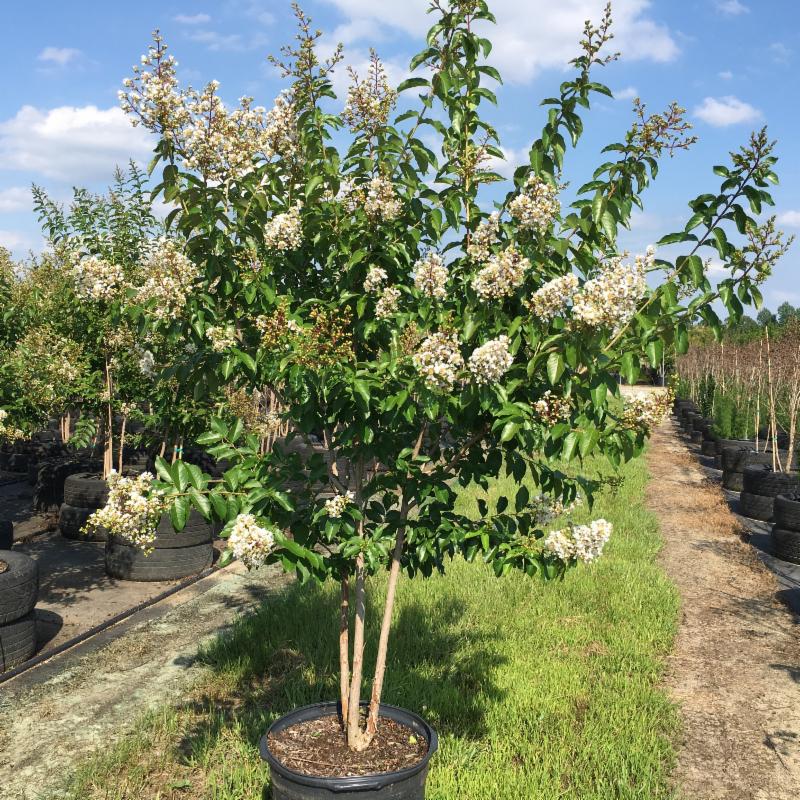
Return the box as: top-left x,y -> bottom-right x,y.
109,1 -> 786,751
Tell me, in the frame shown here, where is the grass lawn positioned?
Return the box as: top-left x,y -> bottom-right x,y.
62,452 -> 680,800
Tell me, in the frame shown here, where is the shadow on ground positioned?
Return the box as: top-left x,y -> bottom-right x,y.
167,581 -> 506,789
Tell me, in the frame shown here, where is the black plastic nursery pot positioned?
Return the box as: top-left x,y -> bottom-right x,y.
260,702 -> 438,800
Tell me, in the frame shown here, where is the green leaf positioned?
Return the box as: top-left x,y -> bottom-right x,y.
546,352 -> 564,385
170,495 -> 189,532
500,421 -> 520,443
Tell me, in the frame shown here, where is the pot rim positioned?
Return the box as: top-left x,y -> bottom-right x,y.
260,701 -> 438,793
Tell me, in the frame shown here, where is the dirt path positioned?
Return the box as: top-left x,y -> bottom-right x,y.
648,420 -> 800,800
0,561 -> 290,800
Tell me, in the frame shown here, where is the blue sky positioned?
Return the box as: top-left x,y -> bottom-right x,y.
1,0 -> 798,313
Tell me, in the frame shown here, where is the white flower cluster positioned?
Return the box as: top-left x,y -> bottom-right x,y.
324,491 -> 355,517
364,266 -> 388,294
136,238 -> 199,320
84,471 -> 165,551
528,274 -> 579,323
264,203 -> 303,251
572,250 -> 650,330
534,390 -> 572,425
0,409 -> 24,442
137,347 -> 156,377
228,513 -> 277,569
508,174 -> 560,236
412,331 -> 464,392
205,325 -> 237,352
263,90 -> 299,161
413,252 -> 448,300
119,34 -> 188,139
73,255 -> 126,303
468,336 -> 513,385
531,493 -> 582,527
467,212 -> 500,262
544,519 -> 612,564
363,176 -> 402,221
375,286 -> 401,319
472,246 -> 531,302
342,55 -> 397,133
621,392 -> 672,433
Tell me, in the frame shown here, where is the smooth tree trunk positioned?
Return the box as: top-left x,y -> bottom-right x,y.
339,578 -> 350,726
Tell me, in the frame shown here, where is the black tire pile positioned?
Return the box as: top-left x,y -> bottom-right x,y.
60,473 -> 110,542
674,398 -> 800,565
0,551 -> 39,671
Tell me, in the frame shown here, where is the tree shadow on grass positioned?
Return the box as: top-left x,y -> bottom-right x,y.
172,579 -> 507,782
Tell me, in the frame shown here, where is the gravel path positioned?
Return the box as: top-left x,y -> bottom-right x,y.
0,561 -> 290,800
648,419 -> 800,799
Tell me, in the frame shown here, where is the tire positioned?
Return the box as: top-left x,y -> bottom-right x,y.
715,438 -> 752,456
739,491 -> 775,521
105,539 -> 213,581
0,610 -> 36,671
721,446 -> 750,472
773,494 -> 800,532
723,449 -> 781,475
701,440 -> 717,457
150,510 -> 213,548
0,551 -> 38,624
722,470 -> 743,492
58,503 -> 107,542
742,464 -> 800,497
0,521 -> 12,550
63,473 -> 108,509
771,527 -> 800,564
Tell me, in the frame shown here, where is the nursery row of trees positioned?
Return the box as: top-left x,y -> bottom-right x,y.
677,319 -> 800,468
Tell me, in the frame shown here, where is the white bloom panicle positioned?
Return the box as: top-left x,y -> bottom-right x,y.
364,266 -> 388,294
324,491 -> 355,518
544,519 -> 613,564
530,494 -> 582,527
262,90 -> 299,161
0,409 -> 25,442
375,286 -> 401,319
342,52 -> 397,133
467,211 -> 500,262
534,390 -> 572,425
528,273 -> 579,323
136,238 -> 199,319
413,252 -> 448,300
205,325 -> 238,352
472,246 -> 531,302
508,174 -> 560,235
73,255 -> 126,303
468,335 -> 513,385
137,347 -> 156,377
621,391 -> 673,433
264,202 -> 303,251
84,471 -> 166,551
228,513 -> 277,569
412,331 -> 465,392
363,176 -> 402,221
572,250 -> 651,330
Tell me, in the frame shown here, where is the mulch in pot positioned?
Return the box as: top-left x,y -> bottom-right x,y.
268,714 -> 428,778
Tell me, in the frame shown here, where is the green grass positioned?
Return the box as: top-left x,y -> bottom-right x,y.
61,453 -> 680,800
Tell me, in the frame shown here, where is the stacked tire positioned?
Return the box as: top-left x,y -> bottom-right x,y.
106,509 -> 214,582
739,464 -> 800,521
0,551 -> 38,671
771,494 -> 800,563
690,416 -> 710,445
720,447 -> 776,492
713,438 -> 752,470
60,473 -> 109,542
700,425 -> 719,457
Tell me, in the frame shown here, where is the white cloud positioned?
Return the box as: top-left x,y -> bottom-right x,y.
37,47 -> 82,66
714,0 -> 749,15
777,211 -> 800,228
0,187 -> 31,213
185,29 -> 268,52
0,105 -> 154,182
769,42 -> 793,65
693,95 -> 761,126
484,144 -> 531,178
0,230 -> 35,254
320,0 -> 678,84
614,86 -> 639,100
718,70 -> 733,79
174,13 -> 212,25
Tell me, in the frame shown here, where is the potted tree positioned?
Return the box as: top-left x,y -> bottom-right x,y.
103,0 -> 784,795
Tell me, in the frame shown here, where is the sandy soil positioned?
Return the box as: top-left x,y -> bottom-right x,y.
648,419 -> 800,799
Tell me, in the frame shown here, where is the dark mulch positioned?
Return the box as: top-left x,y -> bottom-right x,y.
267,714 -> 428,778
